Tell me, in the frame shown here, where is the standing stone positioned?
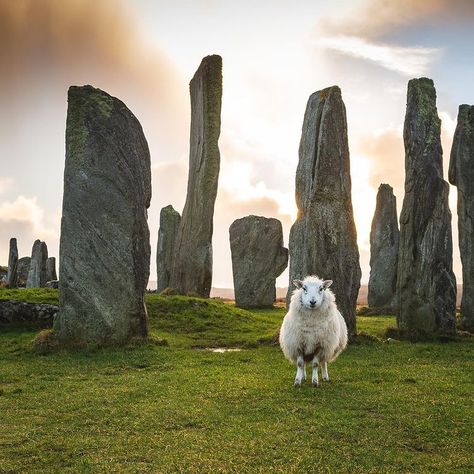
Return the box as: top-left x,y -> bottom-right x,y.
397,78 -> 456,333
156,205 -> 181,293
26,240 -> 48,288
56,85 -> 151,346
368,184 -> 399,308
17,257 -> 31,287
6,238 -> 19,288
169,55 -> 222,297
46,257 -> 57,282
449,104 -> 474,331
230,216 -> 288,308
287,86 -> 361,337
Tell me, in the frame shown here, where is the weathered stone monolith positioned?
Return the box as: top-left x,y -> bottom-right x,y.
449,104 -> 474,331
169,55 -> 222,297
156,205 -> 181,293
17,257 -> 31,287
397,78 -> 456,333
46,257 -> 57,282
230,216 -> 288,308
287,86 -> 361,337
6,238 -> 19,288
56,85 -> 151,346
26,240 -> 48,288
368,184 -> 399,308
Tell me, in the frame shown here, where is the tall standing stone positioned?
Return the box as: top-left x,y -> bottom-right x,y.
56,85 -> 151,346
46,257 -> 57,282
449,104 -> 474,331
156,205 -> 181,293
368,184 -> 399,308
397,78 -> 456,333
287,86 -> 361,337
26,240 -> 48,288
169,55 -> 222,297
17,257 -> 31,287
6,238 -> 19,288
230,215 -> 288,308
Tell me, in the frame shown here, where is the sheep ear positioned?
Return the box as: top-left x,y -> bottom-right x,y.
293,279 -> 303,289
323,280 -> 333,289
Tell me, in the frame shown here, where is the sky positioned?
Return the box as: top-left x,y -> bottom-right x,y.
1,0 -> 473,288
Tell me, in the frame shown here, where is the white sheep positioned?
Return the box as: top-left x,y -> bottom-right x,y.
279,275 -> 348,387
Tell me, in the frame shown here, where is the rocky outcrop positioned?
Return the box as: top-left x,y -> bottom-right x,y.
287,86 -> 361,337
0,300 -> 58,328
368,184 -> 399,308
56,85 -> 151,346
397,78 -> 456,333
26,240 -> 48,288
156,205 -> 181,293
46,257 -> 57,282
169,55 -> 222,297
6,238 -> 19,288
230,216 -> 288,308
17,257 -> 31,287
449,104 -> 474,331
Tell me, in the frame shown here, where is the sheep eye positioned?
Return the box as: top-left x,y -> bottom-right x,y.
319,287 -> 323,292
303,287 -> 307,293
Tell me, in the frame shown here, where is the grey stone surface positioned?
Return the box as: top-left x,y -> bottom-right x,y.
449,104 -> 474,331
6,238 -> 19,288
26,240 -> 48,288
397,78 -> 456,333
0,300 -> 58,328
17,257 -> 31,288
287,86 -> 361,337
156,205 -> 181,293
56,85 -> 151,346
169,55 -> 222,297
46,256 -> 57,282
230,215 -> 288,308
368,184 -> 399,308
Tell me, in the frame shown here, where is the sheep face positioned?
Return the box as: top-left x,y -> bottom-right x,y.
293,276 -> 333,310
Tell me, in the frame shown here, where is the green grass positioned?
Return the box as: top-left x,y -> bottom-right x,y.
1,289 -> 473,473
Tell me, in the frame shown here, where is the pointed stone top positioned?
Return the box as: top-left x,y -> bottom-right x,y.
378,183 -> 394,193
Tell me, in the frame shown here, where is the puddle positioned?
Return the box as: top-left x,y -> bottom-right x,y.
206,348 -> 243,353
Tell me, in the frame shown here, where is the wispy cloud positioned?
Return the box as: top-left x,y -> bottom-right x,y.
317,35 -> 442,76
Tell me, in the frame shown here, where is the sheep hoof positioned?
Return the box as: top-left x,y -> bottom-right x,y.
293,381 -> 302,388
312,381 -> 319,388
323,377 -> 330,382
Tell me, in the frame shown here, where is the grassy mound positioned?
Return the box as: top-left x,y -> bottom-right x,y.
0,288 -> 59,305
146,294 -> 283,348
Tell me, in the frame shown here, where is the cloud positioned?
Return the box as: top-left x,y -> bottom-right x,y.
317,36 -> 442,76
0,0 -> 188,156
321,0 -> 474,39
0,195 -> 59,264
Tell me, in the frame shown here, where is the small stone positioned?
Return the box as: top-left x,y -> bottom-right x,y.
156,205 -> 181,293
368,184 -> 399,308
230,215 -> 288,308
6,238 -> 19,288
26,240 -> 48,288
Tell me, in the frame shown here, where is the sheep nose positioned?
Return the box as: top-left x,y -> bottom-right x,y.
310,300 -> 316,306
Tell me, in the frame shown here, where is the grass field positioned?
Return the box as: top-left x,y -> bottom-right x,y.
1,290 -> 473,473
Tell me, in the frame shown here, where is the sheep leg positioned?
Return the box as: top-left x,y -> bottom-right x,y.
302,363 -> 307,381
294,355 -> 305,387
311,357 -> 320,387
321,362 -> 330,382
